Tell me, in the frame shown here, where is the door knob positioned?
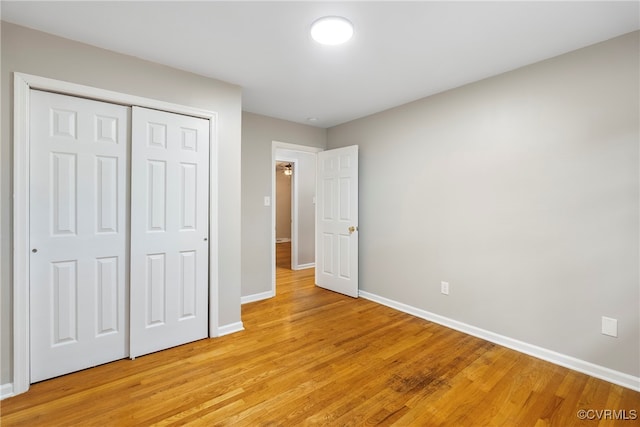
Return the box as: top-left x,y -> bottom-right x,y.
348,226 -> 358,234
32,248 -> 38,253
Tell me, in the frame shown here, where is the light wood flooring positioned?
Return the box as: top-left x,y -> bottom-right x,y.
2,242 -> 638,426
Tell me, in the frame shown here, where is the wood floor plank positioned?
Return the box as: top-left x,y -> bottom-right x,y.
2,242 -> 639,426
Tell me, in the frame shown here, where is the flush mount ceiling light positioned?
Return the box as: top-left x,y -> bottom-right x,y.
311,16 -> 354,45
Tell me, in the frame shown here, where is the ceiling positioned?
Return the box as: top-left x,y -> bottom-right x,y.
2,1 -> 638,128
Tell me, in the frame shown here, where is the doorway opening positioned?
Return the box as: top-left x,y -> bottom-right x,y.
275,161 -> 293,270
271,141 -> 322,295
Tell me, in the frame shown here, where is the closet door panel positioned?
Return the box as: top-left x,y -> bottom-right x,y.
30,90 -> 129,382
130,107 -> 209,358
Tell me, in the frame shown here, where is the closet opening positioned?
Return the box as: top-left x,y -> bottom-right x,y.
12,73 -> 220,396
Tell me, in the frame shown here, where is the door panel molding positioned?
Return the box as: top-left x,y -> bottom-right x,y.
12,73 -> 219,397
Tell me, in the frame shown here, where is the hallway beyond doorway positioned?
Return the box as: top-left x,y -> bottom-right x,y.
276,241 -> 291,270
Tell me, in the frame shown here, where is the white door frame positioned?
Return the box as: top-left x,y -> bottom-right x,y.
12,73 -> 220,396
271,141 -> 322,294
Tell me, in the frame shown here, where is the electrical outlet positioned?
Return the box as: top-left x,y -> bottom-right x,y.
601,316 -> 618,337
441,281 -> 449,295
264,196 -> 271,206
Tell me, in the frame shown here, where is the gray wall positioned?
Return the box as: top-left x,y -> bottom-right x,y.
327,32 -> 639,376
1,22 -> 243,385
241,112 -> 326,297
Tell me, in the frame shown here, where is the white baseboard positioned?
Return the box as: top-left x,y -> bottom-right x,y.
292,263 -> 315,271
1,382 -> 14,400
359,290 -> 640,392
241,290 -> 275,304
217,322 -> 244,337
276,238 -> 291,243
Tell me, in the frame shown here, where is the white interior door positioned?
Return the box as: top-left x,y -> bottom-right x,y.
315,145 -> 359,297
130,106 -> 210,358
30,90 -> 129,382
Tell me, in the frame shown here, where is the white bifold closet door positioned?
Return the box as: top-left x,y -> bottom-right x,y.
30,90 -> 130,382
129,106 -> 209,358
29,92 -> 210,382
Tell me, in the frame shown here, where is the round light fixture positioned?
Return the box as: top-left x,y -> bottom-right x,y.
311,16 -> 354,45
